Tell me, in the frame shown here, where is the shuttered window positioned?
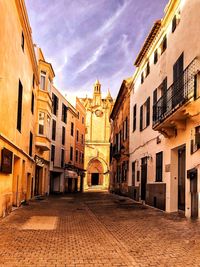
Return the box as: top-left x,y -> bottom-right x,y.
146,97 -> 150,127
17,80 -> 23,132
140,105 -> 143,131
156,152 -> 163,182
62,126 -> 65,145
133,104 -> 137,132
29,131 -> 33,156
52,119 -> 56,140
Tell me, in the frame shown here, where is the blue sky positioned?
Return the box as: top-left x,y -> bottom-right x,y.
25,0 -> 168,99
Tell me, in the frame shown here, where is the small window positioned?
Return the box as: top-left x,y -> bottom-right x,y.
81,134 -> 84,144
133,104 -> 137,132
77,112 -> 80,119
52,119 -> 56,140
82,117 -> 84,124
172,15 -> 177,33
32,74 -> 35,88
140,97 -> 150,131
70,146 -> 73,161
40,71 -> 46,90
132,161 -> 136,186
154,49 -> 158,64
153,89 -> 157,122
52,93 -> 59,116
21,32 -> 24,51
76,130 -> 79,142
29,131 -> 33,156
156,152 -> 163,182
161,35 -> 167,54
146,62 -> 150,77
62,126 -> 65,145
31,92 -> 34,114
17,80 -> 23,132
51,145 -> 55,163
39,112 -> 45,135
141,72 -> 144,84
82,153 -> 84,164
62,104 -> 67,123
71,122 -> 74,136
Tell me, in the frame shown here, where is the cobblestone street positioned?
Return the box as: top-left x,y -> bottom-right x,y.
0,192 -> 200,267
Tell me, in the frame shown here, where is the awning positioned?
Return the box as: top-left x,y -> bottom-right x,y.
65,170 -> 78,179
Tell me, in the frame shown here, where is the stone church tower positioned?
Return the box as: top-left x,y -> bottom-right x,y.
79,80 -> 114,190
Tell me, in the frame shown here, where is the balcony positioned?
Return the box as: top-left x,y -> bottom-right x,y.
35,135 -> 50,151
153,58 -> 200,137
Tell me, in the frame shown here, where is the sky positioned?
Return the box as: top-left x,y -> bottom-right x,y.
25,0 -> 168,101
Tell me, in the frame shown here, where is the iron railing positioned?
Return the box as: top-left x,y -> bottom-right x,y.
153,58 -> 199,126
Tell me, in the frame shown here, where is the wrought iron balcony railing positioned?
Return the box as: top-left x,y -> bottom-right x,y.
153,58 -> 199,127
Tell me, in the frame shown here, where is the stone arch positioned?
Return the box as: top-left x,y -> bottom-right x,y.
86,157 -> 109,187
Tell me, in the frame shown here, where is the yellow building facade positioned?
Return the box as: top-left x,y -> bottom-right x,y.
79,81 -> 114,190
0,0 -> 39,216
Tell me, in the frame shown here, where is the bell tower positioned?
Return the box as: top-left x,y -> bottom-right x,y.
93,80 -> 101,105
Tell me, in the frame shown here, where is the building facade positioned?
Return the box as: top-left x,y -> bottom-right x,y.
110,78 -> 132,195
0,0 -> 39,216
34,47 -> 55,197
50,86 -> 67,194
129,0 -> 200,218
79,81 -> 114,190
74,98 -> 86,192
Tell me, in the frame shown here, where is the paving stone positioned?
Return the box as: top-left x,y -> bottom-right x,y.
0,192 -> 200,266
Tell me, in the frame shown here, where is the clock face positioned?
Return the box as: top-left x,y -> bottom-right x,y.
95,109 -> 103,117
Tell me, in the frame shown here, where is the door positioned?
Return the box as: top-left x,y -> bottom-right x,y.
173,53 -> 184,108
92,173 -> 99,185
190,171 -> 198,218
34,166 -> 42,196
178,147 -> 186,211
141,157 -> 147,201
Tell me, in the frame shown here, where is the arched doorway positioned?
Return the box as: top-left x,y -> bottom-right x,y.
87,159 -> 104,187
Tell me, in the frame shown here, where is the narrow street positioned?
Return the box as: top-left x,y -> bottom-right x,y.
0,192 -> 200,267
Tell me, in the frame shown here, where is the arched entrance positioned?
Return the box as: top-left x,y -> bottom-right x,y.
87,159 -> 104,187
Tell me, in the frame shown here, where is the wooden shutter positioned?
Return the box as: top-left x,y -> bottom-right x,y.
140,105 -> 143,131
146,97 -> 150,127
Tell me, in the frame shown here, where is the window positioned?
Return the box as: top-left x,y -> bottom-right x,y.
32,74 -> 35,88
146,61 -> 150,77
52,119 -> 56,140
133,104 -> 137,132
82,153 -> 84,164
62,126 -> 65,145
17,80 -> 23,132
52,93 -> 58,115
153,89 -> 157,122
21,32 -> 24,51
132,161 -> 136,186
140,97 -> 150,131
29,131 -> 33,156
61,149 -> 65,168
38,112 -> 45,135
40,71 -> 46,90
154,49 -> 158,64
117,165 -> 121,183
62,104 -> 67,123
156,152 -> 163,182
161,35 -> 167,54
48,78 -> 51,93
71,122 -> 74,136
172,15 -> 177,33
76,130 -> 79,142
141,72 -> 144,84
77,112 -> 80,119
76,150 -> 78,162
122,161 -> 128,181
70,146 -> 73,161
81,134 -> 84,144
51,145 -> 55,163
82,117 -> 84,124
31,92 -> 34,114
146,97 -> 150,127
123,117 -> 128,141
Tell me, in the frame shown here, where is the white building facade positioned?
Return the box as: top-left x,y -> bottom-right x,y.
129,0 -> 200,218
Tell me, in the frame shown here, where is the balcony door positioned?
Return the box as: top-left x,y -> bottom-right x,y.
141,157 -> 147,201
173,53 -> 184,108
